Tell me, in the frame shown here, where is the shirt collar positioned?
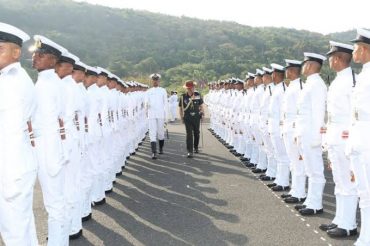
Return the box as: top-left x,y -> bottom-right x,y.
337,66 -> 352,77
363,61 -> 370,70
0,62 -> 20,75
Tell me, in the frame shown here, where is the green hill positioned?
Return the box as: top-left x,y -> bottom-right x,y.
0,0 -> 361,91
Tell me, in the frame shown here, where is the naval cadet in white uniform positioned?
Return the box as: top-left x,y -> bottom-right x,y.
347,28 -> 370,246
319,41 -> 358,238
294,52 -> 327,216
146,73 -> 168,159
281,59 -> 307,204
0,22 -> 38,246
32,35 -> 68,246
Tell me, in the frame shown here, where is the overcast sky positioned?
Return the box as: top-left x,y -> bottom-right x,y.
74,0 -> 368,34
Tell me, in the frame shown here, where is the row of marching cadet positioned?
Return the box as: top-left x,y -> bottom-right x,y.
0,22 -> 149,245
205,28 -> 370,246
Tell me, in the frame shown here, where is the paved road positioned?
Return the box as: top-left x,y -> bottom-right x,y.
4,119 -> 360,246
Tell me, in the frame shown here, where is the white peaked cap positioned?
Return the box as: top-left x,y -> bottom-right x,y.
303,52 -> 327,62
262,67 -> 273,73
270,63 -> 285,72
150,73 -> 161,79
33,35 -> 66,53
0,22 -> 30,45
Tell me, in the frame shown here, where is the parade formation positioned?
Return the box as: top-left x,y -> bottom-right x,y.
205,27 -> 370,246
1,19 -> 370,246
0,22 -> 149,246
205,29 -> 370,246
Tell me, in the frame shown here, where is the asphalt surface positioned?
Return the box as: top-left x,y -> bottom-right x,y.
2,118 -> 360,246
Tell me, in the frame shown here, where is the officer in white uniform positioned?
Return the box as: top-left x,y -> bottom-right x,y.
55,50 -> 84,240
242,75 -> 256,166
32,35 -> 68,245
255,67 -> 275,176
249,70 -> 264,168
267,63 -> 291,191
318,41 -> 359,238
348,28 -> 370,246
169,91 -> 178,122
281,59 -> 307,203
85,66 -> 106,206
0,22 -> 38,246
294,52 -> 327,216
146,73 -> 168,159
71,61 -> 93,223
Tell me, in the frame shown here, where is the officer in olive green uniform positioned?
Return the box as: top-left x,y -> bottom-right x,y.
179,80 -> 204,158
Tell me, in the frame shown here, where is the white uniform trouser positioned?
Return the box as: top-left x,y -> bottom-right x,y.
148,118 -> 165,142
80,150 -> 93,218
170,104 -> 177,121
351,153 -> 370,246
38,166 -> 67,245
0,171 -> 38,246
298,134 -> 326,210
249,123 -> 259,164
283,131 -> 306,198
243,122 -> 252,158
36,133 -> 67,246
327,142 -> 358,230
90,140 -> 105,203
63,136 -> 83,237
263,131 -> 277,178
271,133 -> 290,186
256,126 -> 267,170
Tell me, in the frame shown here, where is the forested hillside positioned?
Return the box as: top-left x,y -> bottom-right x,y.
0,0 -> 361,90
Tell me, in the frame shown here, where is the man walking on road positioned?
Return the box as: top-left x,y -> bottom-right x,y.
179,80 -> 204,158
146,73 -> 168,160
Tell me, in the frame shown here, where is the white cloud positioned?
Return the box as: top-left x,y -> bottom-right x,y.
74,0 -> 369,34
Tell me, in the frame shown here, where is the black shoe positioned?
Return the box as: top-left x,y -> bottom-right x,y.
121,166 -> 126,171
240,157 -> 249,161
138,142 -> 143,146
126,156 -> 130,160
319,223 -> 337,231
82,213 -> 92,222
187,152 -> 193,158
234,153 -> 242,157
93,198 -> 106,206
327,227 -> 357,238
131,152 -> 136,155
69,229 -> 83,240
230,149 -> 237,154
284,197 -> 306,204
272,185 -> 290,192
252,168 -> 266,173
194,148 -> 199,153
299,208 -> 323,216
259,174 -> 266,178
105,188 -> 113,194
116,171 -> 122,177
261,176 -> 275,181
152,153 -> 157,160
267,183 -> 277,188
226,145 -> 234,149
245,163 -> 255,168
294,204 -> 306,211
159,149 -> 164,154
281,193 -> 291,198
